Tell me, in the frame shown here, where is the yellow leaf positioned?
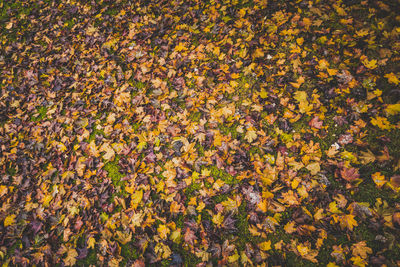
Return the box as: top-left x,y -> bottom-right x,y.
170,229 -> 181,243
341,214 -> 358,231
296,37 -> 304,46
327,262 -> 339,267
116,231 -> 132,244
371,116 -> 392,130
157,224 -> 170,240
260,89 -> 268,99
228,252 -> 240,263
4,214 -> 16,227
131,190 -> 143,209
88,140 -> 100,157
372,172 -> 386,188
351,241 -> 372,259
327,68 -> 338,76
259,240 -> 272,251
362,58 -> 377,69
359,149 -> 375,164
100,143 -> 115,161
87,237 -> 96,249
64,248 -> 78,266
212,212 -> 224,227
290,76 -> 305,88
284,221 -> 296,234
386,103 -> 400,115
253,48 -> 264,58
175,42 -> 186,52
297,244 -> 309,257
196,201 -> 205,212
384,73 -> 399,85
318,59 -> 329,69
306,162 -> 320,175
0,185 -> 8,197
245,128 -> 258,143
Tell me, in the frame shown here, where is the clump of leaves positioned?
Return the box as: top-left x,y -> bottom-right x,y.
1,0 -> 400,266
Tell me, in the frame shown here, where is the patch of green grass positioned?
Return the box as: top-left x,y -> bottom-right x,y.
176,214 -> 185,229
103,156 -> 125,187
185,182 -> 202,196
212,193 -> 229,204
120,242 -> 139,264
352,180 -> 395,206
31,106 -> 47,122
235,201 -> 263,251
209,165 -> 238,185
188,111 -> 202,122
88,125 -> 106,142
218,122 -> 238,139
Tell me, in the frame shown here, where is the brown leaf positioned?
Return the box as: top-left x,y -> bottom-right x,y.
183,227 -> 197,246
340,167 -> 360,182
309,116 -> 323,129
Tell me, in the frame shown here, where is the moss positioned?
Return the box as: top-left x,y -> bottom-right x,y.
6,165 -> 16,176
195,143 -> 204,156
176,214 -> 185,229
352,181 -> 394,206
188,111 -> 202,122
209,165 -> 238,185
218,122 -> 238,139
31,106 -> 48,122
285,251 -> 315,267
185,182 -> 202,196
120,243 -> 139,263
103,156 -> 125,187
88,125 -> 106,142
76,249 -> 97,266
170,244 -> 201,267
236,201 -> 263,250
212,193 -> 229,204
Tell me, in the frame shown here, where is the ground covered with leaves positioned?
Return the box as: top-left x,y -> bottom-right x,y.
1,0 -> 400,266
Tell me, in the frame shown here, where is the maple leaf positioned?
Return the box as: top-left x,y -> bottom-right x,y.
4,214 -> 16,227
87,140 -> 100,157
64,248 -> 78,266
157,224 -> 170,240
244,128 -> 258,143
340,167 -> 360,182
296,243 -> 318,263
284,221 -> 296,234
183,228 -> 197,246
386,103 -> 400,115
87,237 -> 96,249
351,241 -> 372,259
359,149 -> 375,164
326,145 -> 339,158
309,116 -> 323,129
116,231 -> 132,244
259,241 -> 272,251
306,162 -> 320,175
371,172 -> 386,188
100,143 -> 115,161
384,72 -> 399,85
361,57 -> 377,69
212,212 -> 224,227
130,190 -> 143,209
339,214 -> 358,231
